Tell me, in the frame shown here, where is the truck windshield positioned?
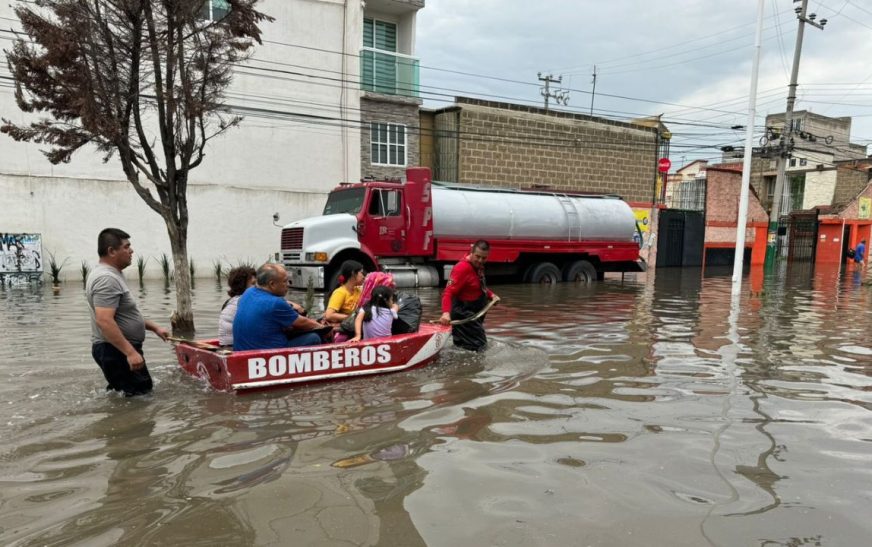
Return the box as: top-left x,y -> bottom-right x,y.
323,188 -> 366,215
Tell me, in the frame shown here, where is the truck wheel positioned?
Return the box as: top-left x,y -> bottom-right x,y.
563,260 -> 597,283
526,262 -> 561,284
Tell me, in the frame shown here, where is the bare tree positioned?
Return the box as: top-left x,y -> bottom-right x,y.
2,0 -> 272,333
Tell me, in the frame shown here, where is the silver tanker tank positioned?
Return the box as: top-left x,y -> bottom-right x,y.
431,184 -> 637,242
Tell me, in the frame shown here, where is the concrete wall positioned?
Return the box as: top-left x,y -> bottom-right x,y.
0,0 -> 408,278
434,98 -> 659,203
802,170 -> 837,209
1,174 -> 326,283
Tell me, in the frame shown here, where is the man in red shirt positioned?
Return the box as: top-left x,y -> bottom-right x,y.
439,240 -> 499,351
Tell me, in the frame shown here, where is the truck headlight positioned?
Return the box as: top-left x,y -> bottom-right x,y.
306,252 -> 329,262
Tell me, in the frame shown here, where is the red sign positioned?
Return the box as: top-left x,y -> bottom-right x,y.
658,157 -> 671,173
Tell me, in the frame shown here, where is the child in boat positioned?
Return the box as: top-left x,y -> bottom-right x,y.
350,285 -> 398,342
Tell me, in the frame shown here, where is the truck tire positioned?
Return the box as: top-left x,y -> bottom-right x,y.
563,260 -> 597,283
525,262 -> 561,284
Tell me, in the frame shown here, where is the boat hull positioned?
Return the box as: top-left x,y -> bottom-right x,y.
175,324 -> 450,392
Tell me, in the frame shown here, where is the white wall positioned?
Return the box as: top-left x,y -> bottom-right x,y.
1,174 -> 327,281
803,170 -> 837,210
0,0 -> 365,277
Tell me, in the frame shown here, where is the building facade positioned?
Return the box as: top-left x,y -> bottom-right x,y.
421,97 -> 663,203
0,0 -> 423,279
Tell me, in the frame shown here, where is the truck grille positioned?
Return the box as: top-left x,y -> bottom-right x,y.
282,227 -> 303,250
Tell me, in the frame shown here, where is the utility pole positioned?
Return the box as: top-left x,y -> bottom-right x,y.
590,65 -> 597,115
733,0 -> 766,295
764,0 -> 827,268
538,72 -> 569,112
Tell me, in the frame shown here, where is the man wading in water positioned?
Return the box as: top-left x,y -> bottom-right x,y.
439,240 -> 500,352
86,228 -> 169,396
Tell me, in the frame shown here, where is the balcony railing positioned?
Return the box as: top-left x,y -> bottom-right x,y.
360,48 -> 420,98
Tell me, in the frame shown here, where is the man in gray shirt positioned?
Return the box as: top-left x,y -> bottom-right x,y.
86,228 -> 169,395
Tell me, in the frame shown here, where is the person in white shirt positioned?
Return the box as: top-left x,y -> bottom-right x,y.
218,266 -> 256,346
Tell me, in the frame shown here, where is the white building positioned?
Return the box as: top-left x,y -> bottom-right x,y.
0,0 -> 423,280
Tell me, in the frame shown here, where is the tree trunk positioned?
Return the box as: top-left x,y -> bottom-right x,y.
165,220 -> 195,337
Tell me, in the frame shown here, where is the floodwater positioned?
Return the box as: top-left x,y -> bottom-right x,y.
1,265 -> 870,546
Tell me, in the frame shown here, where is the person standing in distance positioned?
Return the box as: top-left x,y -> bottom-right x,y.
439,240 -> 500,351
86,228 -> 169,396
854,238 -> 866,266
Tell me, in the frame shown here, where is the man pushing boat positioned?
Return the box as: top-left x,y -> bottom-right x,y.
439,240 -> 500,352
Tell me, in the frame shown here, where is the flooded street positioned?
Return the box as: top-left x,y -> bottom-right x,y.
1,267 -> 871,546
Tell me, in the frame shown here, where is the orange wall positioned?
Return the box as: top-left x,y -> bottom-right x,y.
751,225 -> 767,265
816,222 -> 844,263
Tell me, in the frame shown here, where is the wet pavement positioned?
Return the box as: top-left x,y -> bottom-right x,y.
1,265 -> 870,546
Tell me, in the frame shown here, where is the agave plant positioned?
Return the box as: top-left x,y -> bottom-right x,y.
136,255 -> 149,285
47,251 -> 68,285
159,253 -> 172,283
304,276 -> 315,316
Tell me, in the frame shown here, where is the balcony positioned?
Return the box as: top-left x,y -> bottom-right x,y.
360,48 -> 420,98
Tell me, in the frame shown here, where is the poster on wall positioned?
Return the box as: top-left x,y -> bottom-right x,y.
631,208 -> 652,248
859,197 -> 871,220
0,233 -> 44,286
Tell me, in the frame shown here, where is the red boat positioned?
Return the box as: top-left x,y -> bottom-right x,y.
174,324 -> 451,392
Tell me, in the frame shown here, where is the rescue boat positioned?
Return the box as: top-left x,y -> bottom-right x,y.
174,324 -> 451,392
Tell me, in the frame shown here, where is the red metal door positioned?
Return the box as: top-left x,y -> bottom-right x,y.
361,187 -> 406,256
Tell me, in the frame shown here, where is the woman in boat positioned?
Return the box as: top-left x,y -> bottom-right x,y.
325,260 -> 366,325
350,285 -> 398,342
218,265 -> 256,346
358,271 -> 396,305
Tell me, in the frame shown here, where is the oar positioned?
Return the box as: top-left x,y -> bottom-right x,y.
433,296 -> 500,326
166,336 -> 221,351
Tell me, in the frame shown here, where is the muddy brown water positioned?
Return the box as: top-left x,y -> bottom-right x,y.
1,266 -> 870,546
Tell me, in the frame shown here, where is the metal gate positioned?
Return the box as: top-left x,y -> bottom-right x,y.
779,211 -> 818,263
657,209 -> 704,268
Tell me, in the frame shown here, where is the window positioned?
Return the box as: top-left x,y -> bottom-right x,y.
323,188 -> 366,215
369,189 -> 402,217
789,158 -> 797,167
799,158 -> 807,166
363,18 -> 397,52
199,0 -> 230,21
371,123 -> 406,166
789,174 -> 805,212
763,176 -> 776,210
362,18 -> 399,94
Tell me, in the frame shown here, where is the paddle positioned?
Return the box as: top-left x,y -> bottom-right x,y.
433,296 -> 500,326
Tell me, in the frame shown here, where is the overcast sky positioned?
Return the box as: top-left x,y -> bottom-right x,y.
415,0 -> 872,168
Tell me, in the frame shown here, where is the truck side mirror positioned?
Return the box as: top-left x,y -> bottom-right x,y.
272,212 -> 281,227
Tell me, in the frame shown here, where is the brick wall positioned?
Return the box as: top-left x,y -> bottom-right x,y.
705,168 -> 768,243
832,166 -> 870,207
433,100 -> 660,203
360,94 -> 421,181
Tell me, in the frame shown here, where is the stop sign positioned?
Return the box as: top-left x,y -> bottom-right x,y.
658,157 -> 671,173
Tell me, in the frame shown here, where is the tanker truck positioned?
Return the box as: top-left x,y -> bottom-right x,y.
280,167 -> 645,290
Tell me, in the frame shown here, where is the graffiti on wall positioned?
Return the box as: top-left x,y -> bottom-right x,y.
0,233 -> 43,285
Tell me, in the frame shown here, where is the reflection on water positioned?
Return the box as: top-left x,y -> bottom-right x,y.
1,267 -> 871,545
